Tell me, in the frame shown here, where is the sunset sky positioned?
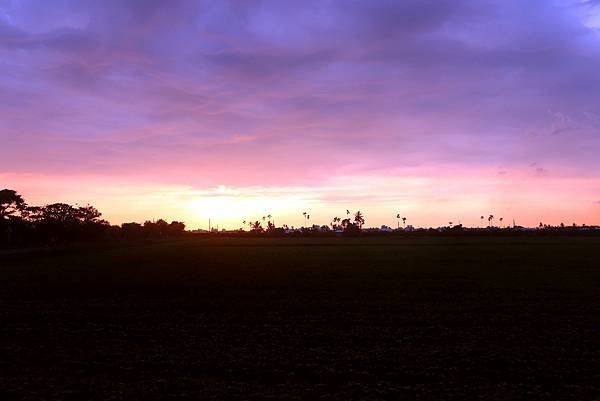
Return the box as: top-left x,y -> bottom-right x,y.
2,0 -> 600,229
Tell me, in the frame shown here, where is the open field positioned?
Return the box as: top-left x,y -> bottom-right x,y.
1,237 -> 599,400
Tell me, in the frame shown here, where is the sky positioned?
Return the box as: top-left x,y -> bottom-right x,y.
1,0 -> 600,229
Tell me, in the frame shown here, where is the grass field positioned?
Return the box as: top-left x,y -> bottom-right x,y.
1,237 -> 599,400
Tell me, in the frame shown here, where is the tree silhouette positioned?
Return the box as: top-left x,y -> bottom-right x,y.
77,205 -> 103,223
167,221 -> 186,237
480,215 -> 484,228
488,214 -> 494,228
354,211 -> 365,229
40,203 -> 81,223
266,221 -> 275,232
0,189 -> 26,220
402,217 -> 407,228
250,221 -> 263,233
499,217 -> 503,228
396,213 -> 400,229
121,222 -> 143,239
341,217 -> 360,235
0,188 -> 192,247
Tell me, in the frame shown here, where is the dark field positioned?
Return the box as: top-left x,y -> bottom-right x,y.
1,237 -> 599,400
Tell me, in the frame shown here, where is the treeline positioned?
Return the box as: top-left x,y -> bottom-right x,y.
1,189 -> 186,248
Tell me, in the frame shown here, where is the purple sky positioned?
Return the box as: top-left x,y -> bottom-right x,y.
2,0 -> 600,228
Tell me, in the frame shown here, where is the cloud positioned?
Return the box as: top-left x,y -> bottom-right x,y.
1,0 -> 600,190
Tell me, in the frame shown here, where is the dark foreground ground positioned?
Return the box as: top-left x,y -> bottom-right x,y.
0,237 -> 599,400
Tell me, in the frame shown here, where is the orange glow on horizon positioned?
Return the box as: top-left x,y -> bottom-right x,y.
2,169 -> 599,230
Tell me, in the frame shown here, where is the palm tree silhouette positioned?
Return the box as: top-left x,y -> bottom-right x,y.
302,212 -> 307,227
499,217 -> 503,228
480,215 -> 484,228
250,221 -> 262,232
396,214 -> 401,229
354,211 -> 365,229
402,217 -> 407,228
488,214 -> 494,228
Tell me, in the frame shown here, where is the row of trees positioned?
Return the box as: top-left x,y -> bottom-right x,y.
238,210 -> 367,235
5,187 -> 595,246
329,210 -> 364,233
1,189 -> 186,248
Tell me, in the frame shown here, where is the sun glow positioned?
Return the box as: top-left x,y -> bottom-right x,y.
187,187 -> 311,229
3,172 -> 599,231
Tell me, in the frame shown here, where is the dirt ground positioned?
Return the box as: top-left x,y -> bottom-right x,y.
1,237 -> 599,400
